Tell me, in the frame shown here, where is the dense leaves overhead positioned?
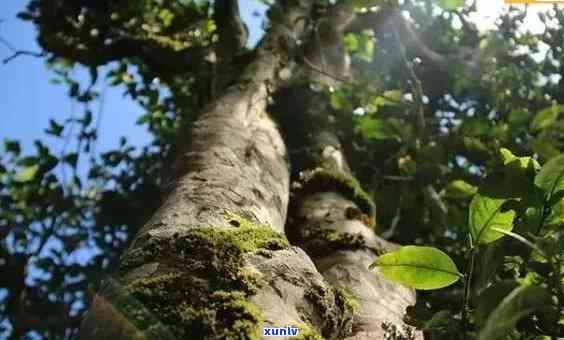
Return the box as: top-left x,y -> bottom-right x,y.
19,0 -> 215,68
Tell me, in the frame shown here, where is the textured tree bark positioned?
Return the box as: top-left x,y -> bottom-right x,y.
79,1 -> 421,339
279,11 -> 423,335
79,2 -> 354,339
275,87 -> 422,340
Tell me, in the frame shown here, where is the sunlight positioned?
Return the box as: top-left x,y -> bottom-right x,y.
472,0 -> 562,33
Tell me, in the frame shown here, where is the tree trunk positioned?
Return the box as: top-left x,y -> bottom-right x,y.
79,1 -> 420,339
279,88 -> 419,339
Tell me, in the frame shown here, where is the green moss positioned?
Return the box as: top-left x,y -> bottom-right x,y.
297,228 -> 368,257
124,278 -> 262,339
381,322 -> 417,340
303,283 -> 356,339
104,277 -> 178,340
294,324 -> 325,340
116,215 -> 289,339
335,288 -> 360,315
299,167 -> 376,229
332,289 -> 357,338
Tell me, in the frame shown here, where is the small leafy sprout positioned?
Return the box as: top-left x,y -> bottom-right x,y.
469,194 -> 516,245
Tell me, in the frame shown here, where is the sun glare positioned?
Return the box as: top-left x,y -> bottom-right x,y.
472,0 -> 562,33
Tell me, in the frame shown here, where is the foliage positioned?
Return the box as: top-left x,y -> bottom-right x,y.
371,148 -> 564,339
370,246 -> 462,290
1,0 -> 564,339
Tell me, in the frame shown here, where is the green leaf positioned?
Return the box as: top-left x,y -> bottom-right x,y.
463,136 -> 488,155
508,109 -> 529,127
42,155 -> 59,173
545,198 -> 564,227
443,179 -> 477,199
424,310 -> 463,337
13,165 -> 39,183
469,194 -> 515,244
357,30 -> 374,62
369,246 -> 462,290
477,285 -> 550,340
355,117 -> 398,141
499,148 -> 540,173
343,34 -> 359,52
475,281 -> 519,328
474,243 -> 506,293
4,139 -> 21,155
531,136 -> 560,160
383,90 -> 402,102
534,153 -> 564,199
136,114 -> 150,125
479,148 -> 541,201
424,310 -> 452,332
330,91 -> 349,111
531,105 -> 564,131
45,119 -> 64,137
436,0 -> 464,10
63,153 -> 79,169
490,227 -> 546,258
158,9 -> 175,27
344,31 -> 374,62
461,118 -> 491,137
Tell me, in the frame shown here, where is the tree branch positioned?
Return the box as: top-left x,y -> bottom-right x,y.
0,35 -> 45,64
213,0 -> 248,62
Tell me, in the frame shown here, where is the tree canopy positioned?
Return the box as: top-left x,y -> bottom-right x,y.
1,0 -> 564,339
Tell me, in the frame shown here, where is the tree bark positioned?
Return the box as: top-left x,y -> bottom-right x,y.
284,98 -> 421,339
79,1 -> 420,339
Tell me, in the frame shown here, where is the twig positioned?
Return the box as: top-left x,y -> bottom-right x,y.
3,50 -> 45,64
382,194 -> 404,239
393,21 -> 426,139
462,239 -> 476,340
0,35 -> 45,64
302,55 -> 352,85
90,83 -> 107,161
302,56 -> 405,105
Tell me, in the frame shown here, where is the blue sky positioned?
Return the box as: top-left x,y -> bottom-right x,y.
0,1 -> 268,301
0,0 -> 548,156
0,0 -> 267,156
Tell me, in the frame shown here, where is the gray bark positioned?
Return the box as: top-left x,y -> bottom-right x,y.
287,129 -> 422,339
79,1 -> 421,339
281,12 -> 423,337
79,2 -> 353,339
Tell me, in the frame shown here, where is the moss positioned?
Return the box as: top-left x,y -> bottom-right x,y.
303,283 -> 356,339
299,167 -> 376,229
116,215 -> 289,339
294,225 -> 369,257
124,279 -> 262,339
294,324 -> 325,340
381,322 -> 417,340
333,288 -> 356,338
103,277 -> 178,340
335,288 -> 360,317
